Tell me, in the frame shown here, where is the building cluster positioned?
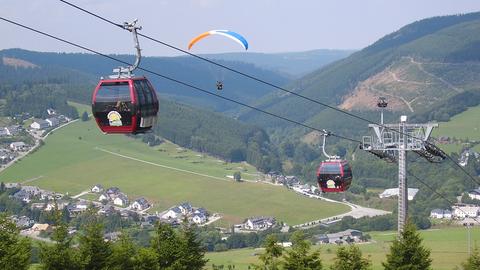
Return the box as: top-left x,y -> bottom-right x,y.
159,202 -> 210,225
430,186 -> 480,224
236,216 -> 276,231
314,229 -> 367,245
0,125 -> 32,164
29,109 -> 70,131
430,204 -> 479,220
265,171 -> 301,186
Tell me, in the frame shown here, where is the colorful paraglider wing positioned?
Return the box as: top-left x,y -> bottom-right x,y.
188,30 -> 248,50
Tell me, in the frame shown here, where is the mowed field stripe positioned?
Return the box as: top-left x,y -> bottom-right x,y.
95,147 -> 232,182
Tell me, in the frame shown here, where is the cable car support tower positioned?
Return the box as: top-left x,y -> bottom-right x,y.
361,97 -> 446,234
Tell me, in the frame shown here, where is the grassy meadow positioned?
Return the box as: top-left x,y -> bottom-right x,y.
0,102 -> 349,225
206,226 -> 480,270
434,105 -> 480,154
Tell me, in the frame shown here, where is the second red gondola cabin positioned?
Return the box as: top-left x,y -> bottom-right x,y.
316,160 -> 352,193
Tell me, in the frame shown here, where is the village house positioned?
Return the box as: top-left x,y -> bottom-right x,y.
192,213 -> 207,224
91,184 -> 104,193
30,120 -> 50,130
430,209 -> 452,219
46,117 -> 60,127
5,125 -> 22,136
379,188 -> 419,200
47,108 -> 56,115
162,206 -> 183,220
130,197 -> 150,211
113,193 -> 129,207
467,188 -> 480,200
99,193 -> 109,201
453,204 -> 480,218
0,128 -> 8,137
0,148 -> 14,164
31,223 -> 52,232
243,216 -> 276,231
315,229 -> 364,244
98,205 -> 116,216
106,187 -> 121,195
10,141 -> 27,151
179,202 -> 193,215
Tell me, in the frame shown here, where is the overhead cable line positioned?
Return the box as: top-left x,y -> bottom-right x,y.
0,16 -> 359,145
58,0 -> 480,187
2,16 -> 478,226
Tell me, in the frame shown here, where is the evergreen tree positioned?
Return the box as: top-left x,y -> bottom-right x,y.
172,221 -> 208,270
108,233 -> 137,270
0,182 -> 5,193
151,222 -> 182,268
0,214 -> 31,270
383,221 -> 432,270
234,171 -> 242,182
330,245 -> 371,270
81,111 -> 89,121
460,245 -> 480,270
253,234 -> 283,270
283,231 -> 322,270
39,212 -> 81,270
78,222 -> 112,270
133,248 -> 159,270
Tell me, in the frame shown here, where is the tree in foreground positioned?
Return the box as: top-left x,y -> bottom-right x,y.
81,111 -> 89,121
133,247 -> 159,270
253,234 -> 284,270
172,221 -> 208,270
78,222 -> 112,270
460,245 -> 480,270
39,216 -> 81,270
0,214 -> 31,270
330,244 -> 371,270
151,222 -> 182,269
108,232 -> 137,270
383,220 -> 432,270
283,231 -> 322,270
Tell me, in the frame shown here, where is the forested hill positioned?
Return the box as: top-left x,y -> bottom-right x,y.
0,48 -> 290,112
0,51 -> 280,172
201,49 -> 355,78
240,12 -> 480,129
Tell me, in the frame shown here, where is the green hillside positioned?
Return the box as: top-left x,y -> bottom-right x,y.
206,226 -> 480,270
433,105 -> 480,153
0,48 -> 290,112
0,108 -> 349,225
240,12 -> 480,130
202,49 -> 355,78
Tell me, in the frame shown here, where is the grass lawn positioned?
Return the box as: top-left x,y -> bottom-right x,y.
434,105 -> 480,154
0,107 -> 349,225
206,226 -> 480,270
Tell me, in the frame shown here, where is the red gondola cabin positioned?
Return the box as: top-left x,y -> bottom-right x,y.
316,160 -> 352,193
92,77 -> 159,134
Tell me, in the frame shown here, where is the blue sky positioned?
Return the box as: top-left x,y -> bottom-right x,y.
1,0 -> 479,56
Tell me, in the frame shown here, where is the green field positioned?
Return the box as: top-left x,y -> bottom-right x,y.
0,103 -> 349,225
434,105 -> 480,154
206,226 -> 480,270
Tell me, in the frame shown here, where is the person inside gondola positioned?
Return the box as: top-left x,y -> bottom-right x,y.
115,101 -> 130,112
334,176 -> 342,189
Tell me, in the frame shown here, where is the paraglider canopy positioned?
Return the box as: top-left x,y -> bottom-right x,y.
188,30 -> 248,50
